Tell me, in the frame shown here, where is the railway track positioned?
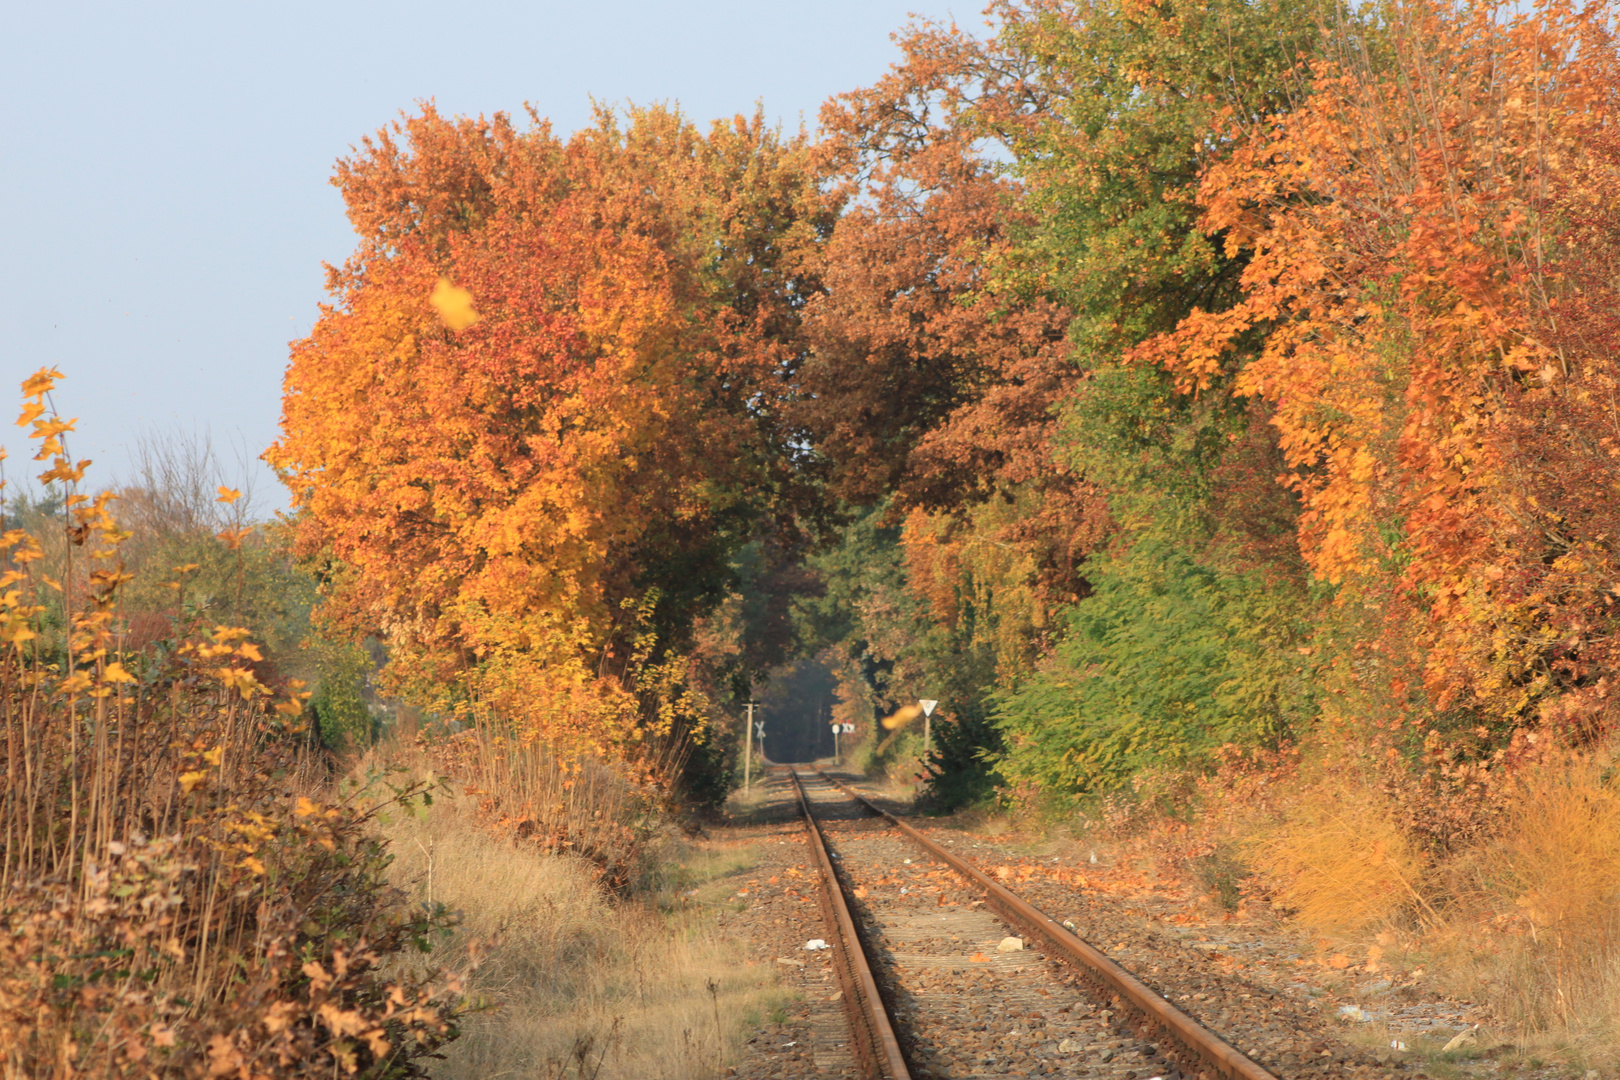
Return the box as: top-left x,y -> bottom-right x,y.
790,767 -> 1283,1080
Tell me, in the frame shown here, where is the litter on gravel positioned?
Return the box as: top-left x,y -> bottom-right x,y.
804,938 -> 829,950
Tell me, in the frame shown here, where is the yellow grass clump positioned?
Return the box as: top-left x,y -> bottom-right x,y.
1449,757 -> 1620,1051
376,795 -> 784,1080
1249,775 -> 1435,939
1228,743 -> 1620,1067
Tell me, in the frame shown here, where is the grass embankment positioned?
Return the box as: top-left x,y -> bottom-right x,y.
1250,752 -> 1620,1074
368,752 -> 786,1080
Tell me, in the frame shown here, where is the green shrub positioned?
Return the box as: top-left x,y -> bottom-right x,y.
993,527 -> 1319,801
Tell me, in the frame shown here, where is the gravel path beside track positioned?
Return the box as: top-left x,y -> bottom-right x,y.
702,771 -> 859,1079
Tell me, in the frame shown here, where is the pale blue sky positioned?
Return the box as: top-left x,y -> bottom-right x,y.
1,0 -> 965,508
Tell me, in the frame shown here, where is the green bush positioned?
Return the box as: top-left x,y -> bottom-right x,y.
993,526 -> 1320,802
310,639 -> 376,752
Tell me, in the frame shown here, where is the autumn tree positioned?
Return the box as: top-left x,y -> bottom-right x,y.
802,7 -> 1105,609
813,0 -> 1325,799
1136,0 -> 1620,754
785,7 -> 1121,802
271,103 -> 836,762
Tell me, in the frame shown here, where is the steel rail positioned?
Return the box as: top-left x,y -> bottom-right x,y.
790,769 -> 911,1080
819,771 -> 1282,1080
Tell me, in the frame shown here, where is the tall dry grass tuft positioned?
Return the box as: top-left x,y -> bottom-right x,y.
377,797 -> 777,1080
422,721 -> 685,895
1446,757 -> 1620,1049
1249,775 -> 1437,939
0,368 -> 463,1077
1221,740 -> 1620,1064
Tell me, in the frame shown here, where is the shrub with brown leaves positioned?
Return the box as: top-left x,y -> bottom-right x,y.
1,368 -> 465,1077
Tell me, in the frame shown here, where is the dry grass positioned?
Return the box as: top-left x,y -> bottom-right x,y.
376,796 -> 786,1080
1435,757 -> 1620,1064
1226,748 -> 1620,1071
1248,775 -> 1435,939
724,777 -> 776,819
423,722 -> 667,894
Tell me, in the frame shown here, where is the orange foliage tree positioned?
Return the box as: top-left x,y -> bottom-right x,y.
1136,0 -> 1620,740
270,104 -> 834,758
803,7 -> 1109,673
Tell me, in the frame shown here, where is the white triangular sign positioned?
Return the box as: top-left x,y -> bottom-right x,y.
919,699 -> 938,717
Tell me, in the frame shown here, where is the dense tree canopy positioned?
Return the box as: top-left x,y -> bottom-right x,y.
275,0 -> 1620,812
271,104 -> 837,755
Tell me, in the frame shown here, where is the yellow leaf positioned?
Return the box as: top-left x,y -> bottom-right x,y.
37,456 -> 89,484
101,661 -> 137,684
317,1002 -> 370,1037
240,856 -> 266,875
216,667 -> 265,700
216,486 -> 242,504
882,703 -> 922,731
179,770 -> 208,793
262,1001 -> 297,1035
19,367 -> 60,399
55,671 -> 92,697
296,796 -> 320,818
205,1034 -> 242,1075
429,277 -> 481,331
216,525 -> 253,550
302,960 -> 332,991
202,745 -> 224,767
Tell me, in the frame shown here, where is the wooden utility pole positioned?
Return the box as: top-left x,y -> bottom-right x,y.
744,701 -> 758,791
